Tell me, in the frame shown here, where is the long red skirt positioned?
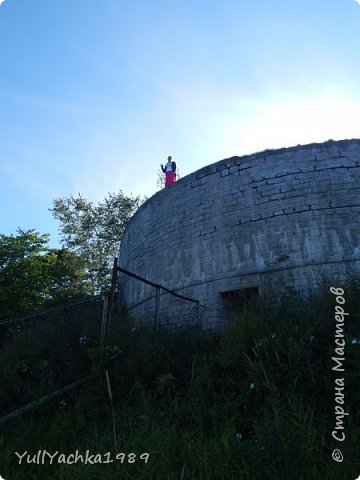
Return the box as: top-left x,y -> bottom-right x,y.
165,171 -> 176,187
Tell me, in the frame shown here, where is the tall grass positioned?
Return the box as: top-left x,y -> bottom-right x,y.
0,280 -> 359,479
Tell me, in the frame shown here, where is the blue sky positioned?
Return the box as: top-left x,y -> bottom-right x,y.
1,0 -> 360,247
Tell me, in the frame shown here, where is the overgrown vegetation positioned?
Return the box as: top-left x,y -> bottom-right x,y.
0,280 -> 359,479
0,297 -> 102,418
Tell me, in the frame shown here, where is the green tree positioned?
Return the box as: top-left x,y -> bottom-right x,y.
45,248 -> 91,303
0,229 -> 91,318
50,190 -> 143,294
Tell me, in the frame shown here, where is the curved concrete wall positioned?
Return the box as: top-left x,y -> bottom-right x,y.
119,139 -> 360,327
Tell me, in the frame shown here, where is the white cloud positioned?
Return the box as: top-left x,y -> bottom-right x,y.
355,0 -> 360,5
0,0 -> 6,5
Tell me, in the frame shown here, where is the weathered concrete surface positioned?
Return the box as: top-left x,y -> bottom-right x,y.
119,139 -> 360,328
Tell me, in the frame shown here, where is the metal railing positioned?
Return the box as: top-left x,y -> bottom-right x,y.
112,258 -> 204,329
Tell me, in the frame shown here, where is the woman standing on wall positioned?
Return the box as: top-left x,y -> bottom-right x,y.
161,156 -> 177,187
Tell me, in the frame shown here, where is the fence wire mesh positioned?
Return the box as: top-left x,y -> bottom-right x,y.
0,296 -> 104,422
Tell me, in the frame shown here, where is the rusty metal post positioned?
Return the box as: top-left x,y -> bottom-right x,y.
106,257 -> 118,335
154,286 -> 160,330
196,301 -> 200,325
100,295 -> 108,350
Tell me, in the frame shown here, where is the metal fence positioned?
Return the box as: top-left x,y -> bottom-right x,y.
0,295 -> 106,425
0,259 -> 204,424
114,259 -> 205,329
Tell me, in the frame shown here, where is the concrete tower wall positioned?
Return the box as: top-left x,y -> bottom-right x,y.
119,139 -> 360,328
